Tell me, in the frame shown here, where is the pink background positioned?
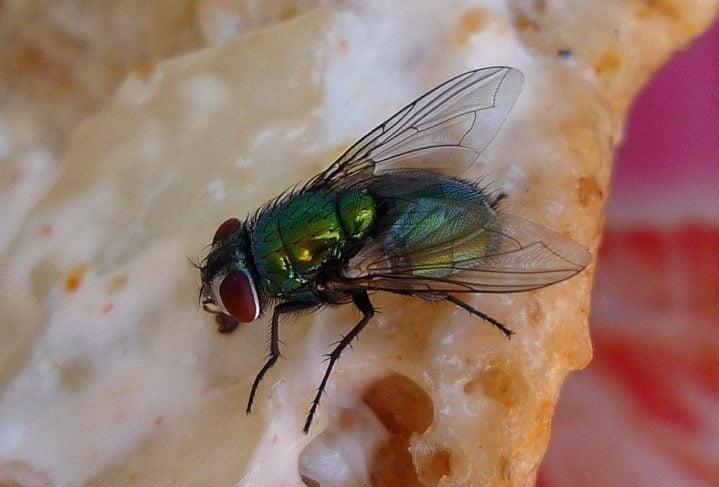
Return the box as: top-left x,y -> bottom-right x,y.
539,16 -> 719,487
607,17 -> 719,225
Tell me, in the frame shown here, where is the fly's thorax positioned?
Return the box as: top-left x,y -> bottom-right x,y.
337,190 -> 376,240
250,190 -> 377,296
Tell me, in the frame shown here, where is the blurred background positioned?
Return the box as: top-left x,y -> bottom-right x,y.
539,17 -> 719,487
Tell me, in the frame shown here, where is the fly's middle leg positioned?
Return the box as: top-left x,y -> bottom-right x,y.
303,291 -> 374,433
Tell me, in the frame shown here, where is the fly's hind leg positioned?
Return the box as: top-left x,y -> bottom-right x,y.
246,300 -> 317,415
445,294 -> 514,338
303,291 -> 374,434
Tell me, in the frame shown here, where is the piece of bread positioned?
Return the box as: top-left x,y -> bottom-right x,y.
0,2 -> 716,486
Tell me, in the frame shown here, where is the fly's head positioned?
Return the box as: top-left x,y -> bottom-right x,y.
200,218 -> 261,333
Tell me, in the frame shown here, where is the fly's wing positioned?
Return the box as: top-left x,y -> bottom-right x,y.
308,67 -> 523,190
336,213 -> 591,295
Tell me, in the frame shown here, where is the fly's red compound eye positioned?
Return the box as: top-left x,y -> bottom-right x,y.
218,271 -> 259,323
213,218 -> 242,245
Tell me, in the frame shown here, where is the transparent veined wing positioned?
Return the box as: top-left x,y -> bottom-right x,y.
331,173 -> 590,295
308,67 -> 523,190
336,213 -> 590,295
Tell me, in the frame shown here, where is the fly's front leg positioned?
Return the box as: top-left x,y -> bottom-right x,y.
246,300 -> 317,415
202,298 -> 239,334
303,291 -> 375,433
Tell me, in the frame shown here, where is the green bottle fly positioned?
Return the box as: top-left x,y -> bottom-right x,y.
199,67 -> 591,433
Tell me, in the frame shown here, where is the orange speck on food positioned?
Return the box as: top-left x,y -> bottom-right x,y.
336,410 -> 356,430
337,38 -> 350,52
64,265 -> 86,294
154,416 -> 164,428
107,274 -> 128,293
453,9 -> 489,45
101,303 -> 115,315
513,13 -> 538,33
595,50 -> 621,76
238,168 -> 253,185
16,45 -> 44,76
278,6 -> 299,22
578,176 -> 603,207
39,224 -> 54,238
133,60 -> 156,81
636,0 -> 681,21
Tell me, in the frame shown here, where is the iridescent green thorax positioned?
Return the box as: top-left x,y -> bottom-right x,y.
251,189 -> 376,296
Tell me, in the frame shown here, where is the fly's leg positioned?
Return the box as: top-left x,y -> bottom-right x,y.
215,313 -> 239,334
202,299 -> 239,334
303,291 -> 374,434
246,300 -> 317,415
445,294 -> 514,338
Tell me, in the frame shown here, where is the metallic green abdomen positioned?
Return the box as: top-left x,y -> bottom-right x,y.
370,174 -> 503,278
252,190 -> 376,296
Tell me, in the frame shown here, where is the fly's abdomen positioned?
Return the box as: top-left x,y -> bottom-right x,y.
372,175 -> 503,278
252,190 -> 376,296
